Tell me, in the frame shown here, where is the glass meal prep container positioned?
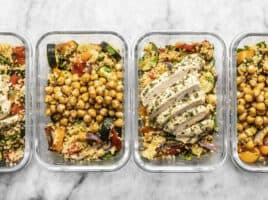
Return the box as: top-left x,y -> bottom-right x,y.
0,32 -> 32,173
133,32 -> 228,172
34,31 -> 130,171
230,32 -> 268,172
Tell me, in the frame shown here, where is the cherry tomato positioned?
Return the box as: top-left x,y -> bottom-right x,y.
12,46 -> 25,65
110,129 -> 122,151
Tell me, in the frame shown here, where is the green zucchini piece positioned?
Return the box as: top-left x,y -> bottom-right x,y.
101,42 -> 121,61
0,55 -> 11,65
47,44 -> 57,68
98,66 -> 112,78
139,42 -> 159,71
100,117 -> 114,141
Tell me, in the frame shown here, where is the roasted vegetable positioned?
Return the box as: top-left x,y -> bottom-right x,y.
239,147 -> 260,163
138,42 -> 159,71
110,128 -> 122,151
237,49 -> 255,64
0,55 -> 11,65
156,141 -> 184,156
98,66 -> 112,78
47,44 -> 57,68
45,126 -> 65,152
101,42 -> 121,61
12,46 -> 25,65
86,132 -> 102,143
57,40 -> 78,56
100,117 -> 114,141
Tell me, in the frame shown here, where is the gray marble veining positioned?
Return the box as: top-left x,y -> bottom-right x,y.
0,0 -> 268,199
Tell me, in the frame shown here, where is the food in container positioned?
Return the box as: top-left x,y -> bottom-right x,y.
138,40 -> 218,161
236,41 -> 268,164
0,44 -> 26,165
44,40 -> 124,161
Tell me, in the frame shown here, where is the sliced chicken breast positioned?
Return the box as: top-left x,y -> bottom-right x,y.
156,91 -> 205,126
164,105 -> 209,133
0,115 -> 19,129
147,74 -> 200,118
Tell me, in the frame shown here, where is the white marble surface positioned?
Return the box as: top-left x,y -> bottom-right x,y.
0,0 -> 268,199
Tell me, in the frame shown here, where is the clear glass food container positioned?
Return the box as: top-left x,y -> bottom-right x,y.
0,32 -> 32,173
133,32 -> 228,172
230,32 -> 268,172
34,31 -> 130,171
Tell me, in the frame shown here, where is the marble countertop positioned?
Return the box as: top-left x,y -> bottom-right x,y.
0,0 -> 268,199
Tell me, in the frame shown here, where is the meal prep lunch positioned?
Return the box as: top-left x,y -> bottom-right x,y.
44,40 -> 124,161
236,41 -> 268,164
0,44 -> 26,165
138,41 -> 218,160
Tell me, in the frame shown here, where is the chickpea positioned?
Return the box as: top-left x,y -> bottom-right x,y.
264,92 -> 268,99
77,100 -> 85,109
245,139 -> 254,149
60,118 -> 68,126
253,88 -> 261,97
115,111 -> 123,118
63,110 -> 70,117
91,73 -> 98,80
249,107 -> 256,117
107,80 -> 116,89
80,86 -> 87,93
116,92 -> 123,102
45,95 -> 53,103
83,114 -> 92,123
237,104 -> 245,114
256,94 -> 264,102
50,105 -> 56,113
45,86 -> 53,94
72,74 -> 79,82
81,73 -> 90,83
88,86 -> 96,98
244,94 -> 253,102
238,99 -> 246,105
70,110 -> 77,118
237,123 -> 243,132
104,96 -> 112,104
71,81 -> 80,89
96,86 -> 104,96
96,96 -> 103,104
242,122 -> 248,129
116,84 -> 123,92
115,63 -> 122,71
264,116 -> 268,125
109,110 -> 115,117
257,82 -> 265,89
249,79 -> 257,87
238,133 -> 247,140
255,116 -> 264,127
69,96 -> 77,106
88,109 -> 97,117
45,108 -> 51,116
257,110 -> 266,116
207,94 -> 216,106
65,78 -> 72,85
81,93 -> 89,102
256,102 -> 266,111
99,108 -> 108,116
57,104 -> 65,113
239,113 -> 247,121
96,115 -> 103,122
99,77 -> 107,84
90,122 -> 99,133
114,118 -> 123,127
112,99 -> 120,109
109,90 -> 117,98
62,85 -> 71,95
116,71 -> 123,80
72,88 -> 80,97
77,109 -> 86,117
243,87 -> 252,95
59,97 -> 67,104
57,76 -> 65,85
258,75 -> 266,82
247,65 -> 257,74
265,99 -> 268,106
247,116 -> 255,124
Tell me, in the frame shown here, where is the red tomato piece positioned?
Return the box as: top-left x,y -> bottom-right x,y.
12,46 -> 25,65
10,74 -> 19,85
110,129 -> 122,151
72,62 -> 85,77
11,103 -> 24,115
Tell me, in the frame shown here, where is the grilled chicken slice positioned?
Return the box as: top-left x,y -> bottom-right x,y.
141,54 -> 204,106
146,74 -> 200,118
164,105 -> 209,133
0,115 -> 19,129
156,91 -> 205,126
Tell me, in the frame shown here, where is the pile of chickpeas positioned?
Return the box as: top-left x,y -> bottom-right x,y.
44,63 -> 124,133
237,52 -> 268,151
